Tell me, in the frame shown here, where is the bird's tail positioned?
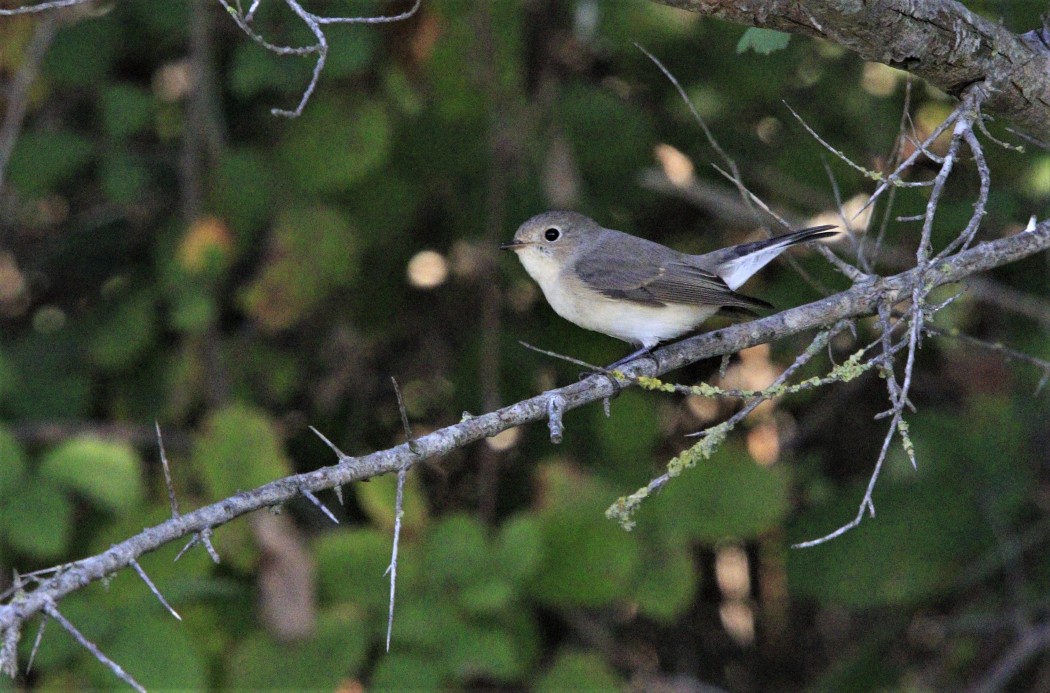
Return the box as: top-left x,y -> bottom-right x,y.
707,224 -> 839,291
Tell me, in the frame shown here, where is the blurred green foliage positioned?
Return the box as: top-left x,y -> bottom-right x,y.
0,0 -> 1048,690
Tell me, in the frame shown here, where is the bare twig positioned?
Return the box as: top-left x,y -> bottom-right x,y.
129,560 -> 182,622
300,488 -> 339,524
387,377 -> 414,652
640,45 -> 849,297
44,602 -> 146,693
26,616 -> 45,673
785,101 -> 881,181
0,13 -> 58,196
965,619 -> 1050,693
309,425 -> 350,462
926,324 -> 1050,394
0,0 -> 87,15
794,86 -> 996,547
155,422 -> 180,519
216,0 -> 422,117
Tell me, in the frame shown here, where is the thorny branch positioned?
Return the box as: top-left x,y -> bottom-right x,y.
0,211 -> 1047,680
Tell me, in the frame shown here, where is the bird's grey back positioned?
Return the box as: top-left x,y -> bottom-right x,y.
572,226 -> 767,311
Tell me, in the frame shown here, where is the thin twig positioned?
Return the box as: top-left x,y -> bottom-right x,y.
853,108 -> 962,221
300,488 -> 339,524
965,620 -> 1050,693
518,341 -> 608,373
309,425 -> 350,462
216,0 -> 422,117
784,101 -> 880,180
387,377 -> 414,652
0,13 -> 58,195
129,560 -> 182,622
0,0 -> 87,15
44,602 -> 146,693
26,615 -> 46,673
155,422 -> 180,519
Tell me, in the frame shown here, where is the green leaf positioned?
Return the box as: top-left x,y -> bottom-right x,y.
6,331 -> 91,419
226,607 -> 369,689
528,464 -> 641,608
191,403 -> 292,497
494,514 -> 543,586
651,442 -> 789,543
788,476 -> 983,607
0,346 -> 14,403
324,24 -> 377,77
278,97 -> 391,193
595,389 -> 662,484
168,285 -> 218,335
0,477 -> 72,559
632,542 -> 697,622
424,513 -> 490,588
446,623 -> 523,681
392,599 -> 463,652
7,130 -> 94,194
95,616 -> 206,691
87,289 -> 158,371
99,152 -> 151,204
211,148 -> 276,235
557,84 -> 654,206
535,649 -> 622,693
315,527 -> 396,610
100,84 -> 155,138
1022,155 -> 1050,199
459,578 -> 516,617
228,42 -> 308,99
44,15 -> 119,87
0,425 -> 28,498
370,652 -> 445,690
238,204 -> 361,331
736,27 -> 792,55
39,437 -> 143,512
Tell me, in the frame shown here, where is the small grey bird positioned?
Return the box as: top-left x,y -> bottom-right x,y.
501,210 -> 837,366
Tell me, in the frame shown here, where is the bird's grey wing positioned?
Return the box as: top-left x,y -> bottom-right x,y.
574,237 -> 768,311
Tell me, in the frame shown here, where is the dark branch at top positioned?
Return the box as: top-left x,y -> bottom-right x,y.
650,0 -> 1050,138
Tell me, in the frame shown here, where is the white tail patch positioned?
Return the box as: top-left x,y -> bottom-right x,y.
716,240 -> 797,290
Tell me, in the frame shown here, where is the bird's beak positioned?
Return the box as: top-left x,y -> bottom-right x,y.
500,241 -> 528,251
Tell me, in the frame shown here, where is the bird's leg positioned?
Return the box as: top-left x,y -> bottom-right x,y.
578,345 -> 659,394
606,344 -> 659,371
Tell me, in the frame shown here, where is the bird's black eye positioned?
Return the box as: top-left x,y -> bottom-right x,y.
544,228 -> 560,242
